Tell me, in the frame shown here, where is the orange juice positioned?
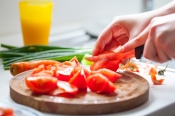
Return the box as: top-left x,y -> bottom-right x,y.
19,0 -> 53,46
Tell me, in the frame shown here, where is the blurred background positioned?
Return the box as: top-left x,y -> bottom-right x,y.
0,0 -> 172,36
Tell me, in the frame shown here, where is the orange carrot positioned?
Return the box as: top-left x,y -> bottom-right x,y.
10,60 -> 59,76
149,67 -> 157,75
151,73 -> 164,85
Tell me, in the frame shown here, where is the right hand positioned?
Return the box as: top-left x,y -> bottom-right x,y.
121,13 -> 175,63
92,12 -> 154,56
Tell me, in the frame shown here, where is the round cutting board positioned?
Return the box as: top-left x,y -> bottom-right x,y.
10,70 -> 149,115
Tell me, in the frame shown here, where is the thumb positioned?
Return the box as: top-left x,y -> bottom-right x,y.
120,26 -> 149,53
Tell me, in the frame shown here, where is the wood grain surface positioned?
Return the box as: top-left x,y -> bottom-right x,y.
10,70 -> 149,115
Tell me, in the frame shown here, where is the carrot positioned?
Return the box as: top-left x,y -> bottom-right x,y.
151,73 -> 164,85
10,60 -> 59,76
85,50 -> 134,62
149,67 -> 157,75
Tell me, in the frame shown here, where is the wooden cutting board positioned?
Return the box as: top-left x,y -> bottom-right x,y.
10,70 -> 149,115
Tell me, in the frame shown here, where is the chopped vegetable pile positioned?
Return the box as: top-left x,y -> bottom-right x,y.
24,56 -> 122,96
0,44 -> 92,70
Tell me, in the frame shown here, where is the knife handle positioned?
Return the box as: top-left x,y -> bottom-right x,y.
135,45 -> 144,59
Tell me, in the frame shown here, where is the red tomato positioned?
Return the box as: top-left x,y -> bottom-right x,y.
56,67 -> 74,81
0,107 -> 14,116
91,68 -> 122,82
90,59 -> 121,71
50,81 -> 78,96
25,76 -> 58,94
87,73 -> 116,94
31,70 -> 56,77
71,66 -> 90,78
86,73 -> 107,93
69,68 -> 87,90
69,56 -> 80,66
86,50 -> 134,62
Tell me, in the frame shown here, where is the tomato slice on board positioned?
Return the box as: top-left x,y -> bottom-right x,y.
91,68 -> 122,82
30,69 -> 56,77
50,81 -> 78,97
86,73 -> 107,93
90,59 -> 121,71
56,66 -> 74,82
87,73 -> 116,94
151,74 -> 164,85
25,76 -> 58,94
71,66 -> 90,78
69,56 -> 80,67
69,68 -> 87,90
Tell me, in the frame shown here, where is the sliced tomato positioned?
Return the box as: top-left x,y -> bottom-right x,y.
31,70 -> 55,77
86,50 -> 134,62
151,74 -> 164,85
103,80 -> 116,94
0,107 -> 14,116
25,76 -> 58,94
56,66 -> 74,81
86,73 -> 108,93
91,68 -> 122,82
69,56 -> 80,67
57,81 -> 78,95
69,68 -> 87,90
71,66 -> 90,78
90,59 -> 121,71
87,73 -> 116,94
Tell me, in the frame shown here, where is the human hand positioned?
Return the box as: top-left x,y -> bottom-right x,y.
121,13 -> 175,63
92,12 -> 154,56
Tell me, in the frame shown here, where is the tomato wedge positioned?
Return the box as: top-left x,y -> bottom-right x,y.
69,68 -> 87,90
87,73 -> 116,94
71,66 -> 90,78
86,50 -> 134,62
50,81 -> 78,96
56,66 -> 74,81
25,76 -> 58,94
91,68 -> 122,82
90,59 -> 121,71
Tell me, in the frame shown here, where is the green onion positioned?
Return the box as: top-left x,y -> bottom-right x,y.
158,64 -> 168,75
0,44 -> 92,70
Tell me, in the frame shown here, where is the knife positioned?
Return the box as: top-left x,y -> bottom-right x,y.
135,45 -> 144,59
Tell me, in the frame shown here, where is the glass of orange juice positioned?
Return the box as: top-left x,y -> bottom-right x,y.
19,0 -> 53,46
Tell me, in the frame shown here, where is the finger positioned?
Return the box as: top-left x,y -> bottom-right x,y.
92,27 -> 113,56
143,38 -> 160,62
144,27 -> 171,63
155,39 -> 171,63
120,26 -> 149,53
92,24 -> 126,56
103,34 -> 128,51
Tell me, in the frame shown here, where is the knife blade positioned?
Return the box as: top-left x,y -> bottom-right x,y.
135,45 -> 144,59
